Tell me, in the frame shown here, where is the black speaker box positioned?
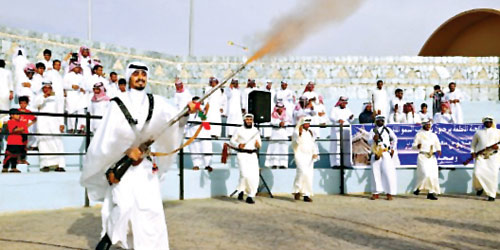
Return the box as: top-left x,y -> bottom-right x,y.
248,90 -> 271,123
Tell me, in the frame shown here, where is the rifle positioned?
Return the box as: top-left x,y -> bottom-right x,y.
105,139 -> 154,185
462,141 -> 500,166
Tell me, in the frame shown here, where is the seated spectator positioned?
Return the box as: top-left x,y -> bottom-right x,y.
433,102 -> 455,123
359,102 -> 375,124
402,102 -> 420,124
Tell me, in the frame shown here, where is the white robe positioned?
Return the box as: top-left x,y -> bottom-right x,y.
12,54 -> 29,86
471,127 -> 500,198
16,75 -> 36,104
241,87 -> 256,112
292,127 -> 318,197
412,130 -> 441,194
265,116 -> 290,168
388,98 -> 405,124
260,87 -> 276,138
225,87 -> 243,136
371,88 -> 388,118
368,126 -> 398,195
44,69 -> 65,101
444,90 -> 464,123
275,88 -> 296,124
0,68 -> 13,110
33,93 -> 65,169
433,112 -> 455,124
417,111 -> 433,122
63,72 -> 86,130
174,89 -> 192,111
81,89 -> 185,250
205,87 -> 225,137
329,106 -> 354,167
187,106 -> 212,168
89,100 -> 110,133
231,126 -> 261,198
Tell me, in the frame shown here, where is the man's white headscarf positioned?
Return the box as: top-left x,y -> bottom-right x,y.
125,61 -> 149,82
482,115 -> 496,128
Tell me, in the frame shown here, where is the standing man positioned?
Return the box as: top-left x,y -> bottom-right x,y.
205,77 -> 225,138
412,119 -> 441,200
0,59 -> 14,112
265,102 -> 291,169
371,80 -> 388,120
429,85 -> 444,116
368,115 -> 398,200
63,62 -> 86,133
230,114 -> 262,204
41,49 -> 52,70
260,80 -> 275,138
443,82 -> 463,123
470,116 -> 500,201
33,82 -> 66,172
292,117 -> 318,202
388,89 -> 405,124
275,80 -> 296,123
173,78 -> 192,111
241,79 -> 256,114
225,79 -> 243,136
81,62 -> 196,250
329,96 -> 354,168
107,72 -> 119,97
45,60 -> 65,100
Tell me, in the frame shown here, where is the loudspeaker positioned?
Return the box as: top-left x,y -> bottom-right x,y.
248,90 -> 271,123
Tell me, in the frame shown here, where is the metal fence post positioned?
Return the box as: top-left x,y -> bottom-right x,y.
84,112 -> 91,207
339,124 -> 345,195
179,148 -> 184,200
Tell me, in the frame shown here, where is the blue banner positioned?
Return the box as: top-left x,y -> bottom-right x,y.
351,123 -> 490,166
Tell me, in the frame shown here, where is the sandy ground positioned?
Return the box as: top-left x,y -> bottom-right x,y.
1,194 -> 500,250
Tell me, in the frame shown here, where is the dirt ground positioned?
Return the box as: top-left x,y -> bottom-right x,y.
1,194 -> 499,250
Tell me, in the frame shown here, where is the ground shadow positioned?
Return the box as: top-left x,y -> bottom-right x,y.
66,212 -> 101,249
414,217 -> 500,234
441,169 -> 471,193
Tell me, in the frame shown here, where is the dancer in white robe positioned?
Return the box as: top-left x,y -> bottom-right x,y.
231,114 -> 261,204
292,117 -> 318,202
265,102 -> 291,169
443,82 -> 463,124
471,116 -> 500,201
368,115 -> 398,200
81,62 -> 195,250
412,119 -> 441,200
33,82 -> 66,171
205,77 -> 225,137
0,60 -> 14,111
225,79 -> 243,136
63,62 -> 86,132
371,80 -> 389,120
329,96 -> 354,167
187,96 -> 212,171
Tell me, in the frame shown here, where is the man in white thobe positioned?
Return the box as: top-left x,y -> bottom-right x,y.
275,81 -> 296,126
187,96 -> 213,172
81,62 -> 195,250
41,49 -> 53,70
292,117 -> 318,202
265,102 -> 291,169
368,115 -> 398,200
231,114 -> 262,204
0,60 -> 14,111
433,102 -> 455,124
412,119 -> 441,200
16,64 -> 37,105
443,82 -> 464,124
44,60 -> 65,101
329,96 -> 354,168
33,82 -> 66,172
371,80 -> 389,120
63,62 -> 86,132
205,77 -> 225,138
12,48 -> 29,86
471,116 -> 500,201
388,88 -> 405,124
241,79 -> 257,114
225,79 -> 243,137
173,79 -> 192,111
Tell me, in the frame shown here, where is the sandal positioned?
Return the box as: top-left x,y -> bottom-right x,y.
54,167 -> 66,172
192,166 -> 200,170
40,167 -> 50,172
9,168 -> 21,173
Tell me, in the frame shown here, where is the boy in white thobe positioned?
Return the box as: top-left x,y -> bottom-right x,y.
371,80 -> 388,120
33,82 -> 66,172
265,102 -> 291,169
292,117 -> 318,202
329,96 -> 354,168
471,116 -> 500,201
412,119 -> 441,200
368,115 -> 398,200
230,114 -> 262,204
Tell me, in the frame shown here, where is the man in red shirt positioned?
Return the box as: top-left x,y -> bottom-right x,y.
18,96 -> 36,164
3,109 -> 31,173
